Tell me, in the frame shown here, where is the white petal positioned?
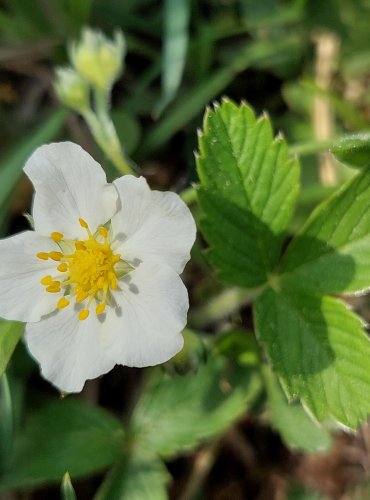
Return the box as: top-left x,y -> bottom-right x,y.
24,142 -> 118,239
106,260 -> 187,367
112,176 -> 196,273
25,261 -> 188,392
25,308 -> 117,393
0,231 -> 62,322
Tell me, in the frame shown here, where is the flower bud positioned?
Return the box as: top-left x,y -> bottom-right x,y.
54,67 -> 89,112
70,29 -> 125,89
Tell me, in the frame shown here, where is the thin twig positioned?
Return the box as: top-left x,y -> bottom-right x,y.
179,440 -> 221,500
312,31 -> 340,186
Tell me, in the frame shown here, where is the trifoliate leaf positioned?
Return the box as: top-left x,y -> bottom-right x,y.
255,287 -> 370,429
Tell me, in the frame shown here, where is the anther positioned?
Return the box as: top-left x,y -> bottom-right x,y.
40,275 -> 54,286
96,303 -> 106,315
46,283 -> 61,293
57,263 -> 68,272
79,218 -> 88,228
76,291 -> 89,303
98,227 -> 108,238
51,232 -> 64,242
79,309 -> 90,320
48,251 -> 63,261
36,252 -> 49,260
57,297 -> 70,309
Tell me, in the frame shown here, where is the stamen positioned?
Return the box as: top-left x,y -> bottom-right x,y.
79,309 -> 90,320
57,297 -> 70,309
98,227 -> 108,238
40,275 -> 54,286
48,251 -> 63,262
46,283 -> 61,293
51,232 -> 64,242
36,252 -> 49,260
96,303 -> 106,315
38,218 -> 127,319
76,291 -> 89,303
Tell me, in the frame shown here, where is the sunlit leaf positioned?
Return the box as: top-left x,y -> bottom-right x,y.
255,287 -> 370,429
331,133 -> 370,168
281,168 -> 370,294
263,366 -> 332,452
197,99 -> 299,286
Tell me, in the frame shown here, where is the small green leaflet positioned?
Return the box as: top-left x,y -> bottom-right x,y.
331,132 -> 370,168
255,287 -> 370,429
199,191 -> 278,287
197,99 -> 300,234
197,99 -> 299,287
263,366 -> 332,452
0,399 -> 124,490
281,167 -> 370,294
95,451 -> 169,500
132,357 -> 261,457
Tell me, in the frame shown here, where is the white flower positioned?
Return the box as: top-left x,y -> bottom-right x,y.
0,142 -> 196,393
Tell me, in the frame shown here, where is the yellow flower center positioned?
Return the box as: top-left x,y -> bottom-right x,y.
37,218 -> 122,320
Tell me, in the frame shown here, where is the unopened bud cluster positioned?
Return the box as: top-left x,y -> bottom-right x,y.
54,28 -> 125,111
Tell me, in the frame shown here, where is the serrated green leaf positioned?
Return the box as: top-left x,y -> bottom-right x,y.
331,133 -> 370,168
263,367 -> 332,452
0,320 -> 23,376
197,100 -> 299,286
95,451 -> 169,500
281,168 -> 370,294
133,357 -> 261,458
197,100 -> 300,234
198,191 -> 278,287
0,399 -> 124,490
255,287 -> 370,429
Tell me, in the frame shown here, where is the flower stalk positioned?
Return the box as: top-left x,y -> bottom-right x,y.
54,28 -> 135,176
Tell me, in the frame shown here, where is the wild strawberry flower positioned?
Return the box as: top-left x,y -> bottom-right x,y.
0,142 -> 196,393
